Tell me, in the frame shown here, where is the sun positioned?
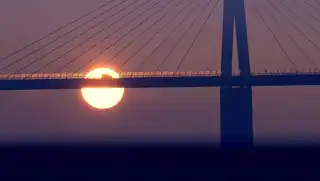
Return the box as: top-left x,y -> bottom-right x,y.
81,68 -> 124,109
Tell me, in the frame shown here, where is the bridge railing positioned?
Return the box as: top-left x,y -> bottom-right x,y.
0,69 -> 319,80
118,71 -> 223,77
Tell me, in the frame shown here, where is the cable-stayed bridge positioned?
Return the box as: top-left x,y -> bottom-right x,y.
2,0 -> 320,147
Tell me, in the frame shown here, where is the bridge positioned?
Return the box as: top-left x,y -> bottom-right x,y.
2,0 -> 320,147
0,71 -> 320,89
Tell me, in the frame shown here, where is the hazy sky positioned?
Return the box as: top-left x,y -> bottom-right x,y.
0,0 -> 320,145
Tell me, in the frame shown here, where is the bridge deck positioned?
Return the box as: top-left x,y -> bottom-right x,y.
0,71 -> 319,90
0,70 -> 319,80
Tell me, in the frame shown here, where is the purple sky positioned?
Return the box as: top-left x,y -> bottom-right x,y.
0,0 -> 320,145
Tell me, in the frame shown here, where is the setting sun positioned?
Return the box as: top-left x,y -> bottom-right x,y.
81,68 -> 124,109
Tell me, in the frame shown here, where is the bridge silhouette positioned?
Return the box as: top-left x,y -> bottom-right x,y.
1,0 -> 320,147
1,71 -> 320,89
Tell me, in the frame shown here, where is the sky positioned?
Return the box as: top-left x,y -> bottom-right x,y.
0,0 -> 320,145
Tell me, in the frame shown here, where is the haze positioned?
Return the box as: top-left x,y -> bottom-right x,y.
0,0 -> 320,145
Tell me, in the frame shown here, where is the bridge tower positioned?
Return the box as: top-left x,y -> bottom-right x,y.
220,0 -> 253,147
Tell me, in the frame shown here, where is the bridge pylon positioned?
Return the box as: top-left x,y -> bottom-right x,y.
220,0 -> 253,147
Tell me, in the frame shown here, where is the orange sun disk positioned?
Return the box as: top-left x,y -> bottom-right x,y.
81,68 -> 124,109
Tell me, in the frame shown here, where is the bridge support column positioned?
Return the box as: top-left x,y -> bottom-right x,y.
220,86 -> 253,147
220,0 -> 253,147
